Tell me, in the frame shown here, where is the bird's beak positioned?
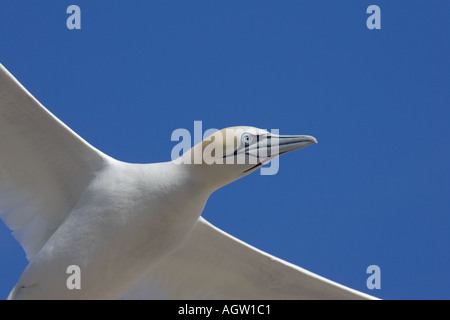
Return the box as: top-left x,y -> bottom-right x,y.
275,135 -> 318,156
246,133 -> 317,163
240,133 -> 317,173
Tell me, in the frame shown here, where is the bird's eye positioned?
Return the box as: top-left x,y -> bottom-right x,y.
241,133 -> 253,145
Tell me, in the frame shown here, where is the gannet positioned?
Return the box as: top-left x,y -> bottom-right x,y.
0,63 -> 376,300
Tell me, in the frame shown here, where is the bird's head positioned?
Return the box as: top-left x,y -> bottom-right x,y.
177,126 -> 317,191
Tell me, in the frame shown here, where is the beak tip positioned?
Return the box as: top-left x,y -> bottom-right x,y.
305,135 -> 318,145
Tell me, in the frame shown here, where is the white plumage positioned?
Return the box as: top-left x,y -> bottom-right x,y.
0,64 -> 376,300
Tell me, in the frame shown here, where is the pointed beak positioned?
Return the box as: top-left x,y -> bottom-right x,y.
249,133 -> 317,162
275,135 -> 318,156
241,133 -> 317,173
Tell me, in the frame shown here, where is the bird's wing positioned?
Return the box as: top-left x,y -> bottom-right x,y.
122,217 -> 377,300
0,63 -> 108,260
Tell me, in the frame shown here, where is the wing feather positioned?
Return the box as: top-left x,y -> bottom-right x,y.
122,218 -> 377,300
0,63 -> 108,260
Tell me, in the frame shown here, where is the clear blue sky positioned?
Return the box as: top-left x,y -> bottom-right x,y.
0,1 -> 449,300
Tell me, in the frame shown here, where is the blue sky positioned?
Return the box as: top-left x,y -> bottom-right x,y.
0,1 -> 449,299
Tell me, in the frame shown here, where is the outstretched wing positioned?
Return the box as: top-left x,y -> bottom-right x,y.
122,217 -> 377,300
0,63 -> 108,260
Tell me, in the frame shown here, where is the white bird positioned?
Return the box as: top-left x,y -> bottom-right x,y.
0,63 -> 376,300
